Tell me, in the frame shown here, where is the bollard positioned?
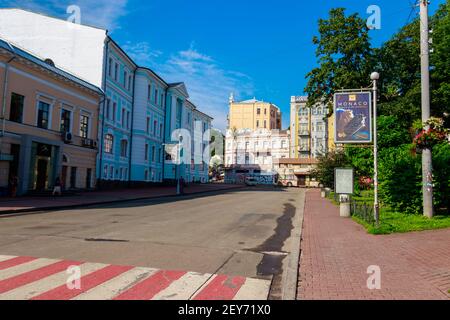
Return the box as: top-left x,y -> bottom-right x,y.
339,194 -> 351,218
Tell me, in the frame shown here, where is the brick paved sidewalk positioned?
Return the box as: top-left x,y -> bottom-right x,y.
0,184 -> 243,215
297,189 -> 450,300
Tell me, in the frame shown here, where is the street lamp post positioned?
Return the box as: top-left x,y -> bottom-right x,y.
371,72 -> 380,226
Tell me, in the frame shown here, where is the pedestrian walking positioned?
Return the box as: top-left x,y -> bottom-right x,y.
53,177 -> 62,196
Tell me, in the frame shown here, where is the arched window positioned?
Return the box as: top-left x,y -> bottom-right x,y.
104,134 -> 114,154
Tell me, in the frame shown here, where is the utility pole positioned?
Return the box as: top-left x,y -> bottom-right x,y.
371,72 -> 380,226
419,0 -> 434,218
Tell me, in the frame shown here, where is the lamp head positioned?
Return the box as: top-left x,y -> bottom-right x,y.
370,72 -> 380,81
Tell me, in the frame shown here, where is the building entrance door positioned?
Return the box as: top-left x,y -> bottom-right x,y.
61,166 -> 68,190
36,158 -> 48,190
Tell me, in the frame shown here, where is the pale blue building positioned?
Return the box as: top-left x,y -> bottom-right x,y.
130,68 -> 167,183
97,39 -> 137,187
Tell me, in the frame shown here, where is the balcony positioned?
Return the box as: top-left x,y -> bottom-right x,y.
298,131 -> 310,137
299,145 -> 311,152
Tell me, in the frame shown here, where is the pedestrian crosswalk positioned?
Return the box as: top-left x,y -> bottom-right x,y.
0,255 -> 270,300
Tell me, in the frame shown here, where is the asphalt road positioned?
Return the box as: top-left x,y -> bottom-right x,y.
0,187 -> 304,299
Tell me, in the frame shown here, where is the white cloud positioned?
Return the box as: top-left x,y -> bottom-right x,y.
159,45 -> 254,131
122,41 -> 162,64
2,0 -> 128,30
122,41 -> 254,131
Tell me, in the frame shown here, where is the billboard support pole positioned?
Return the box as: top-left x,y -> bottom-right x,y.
371,72 -> 380,226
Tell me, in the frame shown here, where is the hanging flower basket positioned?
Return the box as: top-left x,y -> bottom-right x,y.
413,118 -> 450,150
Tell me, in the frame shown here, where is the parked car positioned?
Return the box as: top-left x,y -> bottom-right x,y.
245,176 -> 258,186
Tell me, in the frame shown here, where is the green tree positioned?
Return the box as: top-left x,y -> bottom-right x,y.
311,150 -> 349,188
304,8 -> 373,110
431,0 -> 450,123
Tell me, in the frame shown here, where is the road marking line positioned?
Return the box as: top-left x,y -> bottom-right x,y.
192,275 -> 246,300
73,267 -> 157,300
0,262 -> 107,300
0,256 -> 17,263
0,260 -> 82,294
0,256 -> 36,271
0,258 -> 59,281
32,264 -> 133,300
113,270 -> 186,300
153,272 -> 212,300
233,278 -> 271,300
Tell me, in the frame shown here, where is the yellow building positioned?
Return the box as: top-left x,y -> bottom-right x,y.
0,39 -> 103,196
228,95 -> 281,131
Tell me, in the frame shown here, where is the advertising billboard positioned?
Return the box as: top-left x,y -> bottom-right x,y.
334,92 -> 372,144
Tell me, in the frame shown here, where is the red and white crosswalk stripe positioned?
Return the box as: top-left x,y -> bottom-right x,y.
0,255 -> 270,300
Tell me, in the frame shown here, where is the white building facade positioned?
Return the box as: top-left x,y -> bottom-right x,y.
225,129 -> 290,173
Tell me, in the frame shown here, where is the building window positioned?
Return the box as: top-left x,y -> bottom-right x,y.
264,109 -> 267,115
145,170 -> 149,181
148,84 -> 152,100
60,108 -> 72,133
152,146 -> 155,162
104,165 -> 108,179
158,148 -> 161,163
110,166 -> 114,179
264,120 -> 267,128
120,140 -> 128,158
127,111 -> 130,129
146,117 -> 150,134
160,124 -> 163,138
121,108 -> 126,127
106,99 -> 111,120
256,120 -> 259,128
124,71 -> 128,87
128,75 -> 132,91
160,93 -> 164,107
108,58 -> 113,77
112,102 -> 117,121
80,115 -> 89,138
154,89 -> 158,104
9,93 -> 24,123
37,101 -> 50,129
145,144 -> 149,161
114,63 -> 119,81
257,108 -> 261,115
153,120 -> 157,134
104,134 -> 114,154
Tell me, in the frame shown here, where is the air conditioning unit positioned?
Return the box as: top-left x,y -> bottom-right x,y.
82,138 -> 91,147
63,132 -> 73,143
91,140 -> 98,149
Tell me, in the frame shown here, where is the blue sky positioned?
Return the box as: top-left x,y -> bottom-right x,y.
1,0 -> 446,130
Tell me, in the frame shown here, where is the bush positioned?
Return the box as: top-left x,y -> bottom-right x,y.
379,145 -> 423,214
379,142 -> 450,215
433,142 -> 450,214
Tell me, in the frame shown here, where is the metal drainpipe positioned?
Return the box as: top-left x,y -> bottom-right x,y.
1,53 -> 16,156
128,68 -> 136,187
99,37 -> 111,188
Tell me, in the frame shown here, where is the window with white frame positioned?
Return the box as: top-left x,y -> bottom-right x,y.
37,101 -> 50,129
80,115 -> 89,139
60,108 -> 72,133
104,134 -> 114,154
